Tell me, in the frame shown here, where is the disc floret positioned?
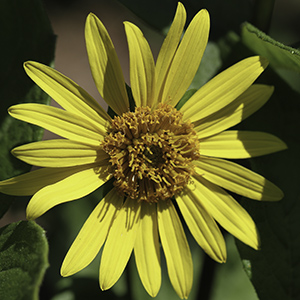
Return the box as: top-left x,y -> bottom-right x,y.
102,104 -> 200,202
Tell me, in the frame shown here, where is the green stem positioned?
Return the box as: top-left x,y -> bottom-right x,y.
126,259 -> 133,300
252,0 -> 275,33
196,254 -> 218,300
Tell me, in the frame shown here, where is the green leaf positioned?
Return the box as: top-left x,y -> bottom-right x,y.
216,20 -> 300,300
236,68 -> 300,300
241,22 -> 300,72
0,220 -> 49,300
218,27 -> 300,300
117,0 -> 178,32
0,0 -> 56,218
189,42 -> 222,90
176,89 -> 197,111
212,236 -> 258,300
117,0 -> 253,39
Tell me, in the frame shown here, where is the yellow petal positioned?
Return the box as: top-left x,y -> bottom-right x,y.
181,56 -> 269,122
157,200 -> 193,299
134,202 -> 161,297
200,130 -> 287,158
124,22 -> 155,108
26,164 -> 108,219
176,192 -> 226,263
24,61 -> 111,125
188,175 -> 259,249
9,104 -> 105,146
12,139 -> 109,168
85,13 -> 129,115
100,198 -> 141,290
155,3 -> 186,104
194,84 -> 274,139
161,9 -> 210,107
0,166 -> 86,196
195,157 -> 284,201
61,188 -> 122,276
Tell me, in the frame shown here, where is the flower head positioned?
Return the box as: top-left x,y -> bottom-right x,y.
0,3 -> 287,298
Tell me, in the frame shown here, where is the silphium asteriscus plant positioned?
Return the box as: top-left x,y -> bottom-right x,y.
0,2 -> 287,299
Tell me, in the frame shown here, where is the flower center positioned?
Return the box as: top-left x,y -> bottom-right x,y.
102,104 -> 200,202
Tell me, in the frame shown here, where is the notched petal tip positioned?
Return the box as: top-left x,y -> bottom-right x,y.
23,60 -> 35,70
23,60 -> 44,75
87,12 -> 96,19
195,8 -> 210,31
26,200 -> 40,220
86,12 -> 100,28
7,105 -> 15,115
175,2 -> 187,19
199,8 -> 210,19
23,61 -> 29,69
99,282 -> 108,291
123,21 -> 137,32
26,211 -> 36,221
99,278 -> 112,291
60,266 -> 70,277
10,147 -> 17,158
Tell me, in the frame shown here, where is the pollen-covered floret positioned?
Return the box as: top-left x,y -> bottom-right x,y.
102,104 -> 200,202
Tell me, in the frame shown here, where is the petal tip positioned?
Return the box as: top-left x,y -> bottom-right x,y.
23,61 -> 33,73
99,279 -> 111,291
26,205 -> 39,221
123,21 -> 135,30
259,56 -> 269,69
200,8 -> 210,17
86,12 -> 98,25
60,267 -> 68,277
265,187 -> 285,202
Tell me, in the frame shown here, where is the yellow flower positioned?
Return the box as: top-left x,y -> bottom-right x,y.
0,3 -> 287,299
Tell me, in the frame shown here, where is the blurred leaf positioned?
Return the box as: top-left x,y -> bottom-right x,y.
51,277 -> 127,300
129,233 -> 204,300
212,236 -> 258,300
176,89 -> 197,111
0,0 -> 56,218
118,0 -> 253,39
176,42 -> 222,110
0,220 -> 49,300
241,22 -> 300,72
185,0 -> 253,40
189,42 -> 222,90
117,0 -> 178,31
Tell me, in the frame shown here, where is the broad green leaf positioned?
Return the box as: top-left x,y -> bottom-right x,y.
241,22 -> 300,72
219,27 -> 300,300
215,19 -> 300,300
0,221 -> 49,300
0,0 -> 56,218
236,69 -> 300,300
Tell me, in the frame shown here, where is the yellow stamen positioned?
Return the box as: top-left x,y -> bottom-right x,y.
102,104 -> 200,202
